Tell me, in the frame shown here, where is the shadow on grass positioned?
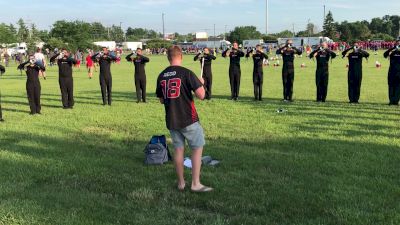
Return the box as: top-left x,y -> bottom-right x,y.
0,126 -> 399,225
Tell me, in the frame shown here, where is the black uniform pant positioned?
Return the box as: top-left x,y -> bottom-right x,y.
26,81 -> 41,113
282,66 -> 294,100
100,75 -> 112,105
253,68 -> 263,100
135,75 -> 147,102
59,77 -> 74,108
0,104 -> 2,119
316,69 -> 329,102
348,71 -> 362,103
203,68 -> 213,99
229,65 -> 241,99
388,74 -> 400,105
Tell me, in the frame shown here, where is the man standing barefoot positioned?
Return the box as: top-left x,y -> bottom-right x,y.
156,45 -> 213,193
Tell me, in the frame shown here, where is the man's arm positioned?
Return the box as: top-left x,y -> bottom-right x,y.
361,50 -> 370,59
222,49 -> 229,58
194,86 -> 205,100
309,49 -> 319,59
342,48 -> 352,58
91,53 -> 100,61
383,47 -> 395,58
49,53 -> 60,63
329,50 -> 337,59
36,62 -> 46,71
261,51 -> 269,60
17,61 -> 30,70
293,47 -> 302,55
125,53 -> 134,62
68,56 -> 77,65
194,53 -> 201,61
141,55 -> 150,63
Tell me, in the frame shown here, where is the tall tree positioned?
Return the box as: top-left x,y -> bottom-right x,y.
0,23 -> 17,44
17,18 -> 29,42
323,11 -> 336,38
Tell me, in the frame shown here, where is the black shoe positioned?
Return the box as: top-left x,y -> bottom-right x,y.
136,100 -> 140,103
29,112 -> 36,115
63,106 -> 69,109
0,118 -> 4,122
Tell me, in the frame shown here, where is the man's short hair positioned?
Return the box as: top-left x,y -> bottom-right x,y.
167,45 -> 182,61
137,48 -> 142,51
36,48 -> 41,52
61,48 -> 67,51
256,44 -> 261,48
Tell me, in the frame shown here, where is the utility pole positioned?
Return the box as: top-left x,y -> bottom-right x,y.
292,23 -> 295,37
266,0 -> 269,35
162,13 -> 165,40
213,24 -> 216,50
307,19 -> 311,46
224,25 -> 227,40
323,5 -> 326,22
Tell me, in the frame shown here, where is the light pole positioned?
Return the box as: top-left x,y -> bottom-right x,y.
213,24 -> 216,50
162,13 -> 165,40
266,0 -> 269,35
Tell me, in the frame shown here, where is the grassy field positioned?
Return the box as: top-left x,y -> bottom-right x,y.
0,51 -> 399,225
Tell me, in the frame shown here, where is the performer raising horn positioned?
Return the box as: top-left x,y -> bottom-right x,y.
18,54 -> 46,115
92,47 -> 117,106
309,42 -> 337,102
342,43 -> 369,104
222,42 -> 244,101
126,48 -> 150,103
194,48 -> 216,100
50,48 -> 77,109
276,39 -> 302,102
246,45 -> 268,101
383,38 -> 400,106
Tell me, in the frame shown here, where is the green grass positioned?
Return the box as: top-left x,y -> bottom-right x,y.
0,51 -> 399,225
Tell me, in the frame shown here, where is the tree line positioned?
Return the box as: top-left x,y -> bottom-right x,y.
0,14 -> 399,51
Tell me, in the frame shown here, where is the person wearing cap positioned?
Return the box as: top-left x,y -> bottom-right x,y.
383,38 -> 400,106
50,48 -> 77,109
91,47 -> 117,106
342,43 -> 370,104
126,48 -> 150,103
309,42 -> 337,102
276,39 -> 302,102
0,64 -> 5,122
18,54 -> 46,115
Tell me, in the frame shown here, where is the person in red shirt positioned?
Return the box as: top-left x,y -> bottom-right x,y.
86,52 -> 94,79
156,45 -> 213,193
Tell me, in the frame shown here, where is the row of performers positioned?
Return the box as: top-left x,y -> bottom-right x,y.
1,40 -> 400,120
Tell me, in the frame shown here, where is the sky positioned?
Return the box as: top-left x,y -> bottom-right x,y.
0,0 -> 399,35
